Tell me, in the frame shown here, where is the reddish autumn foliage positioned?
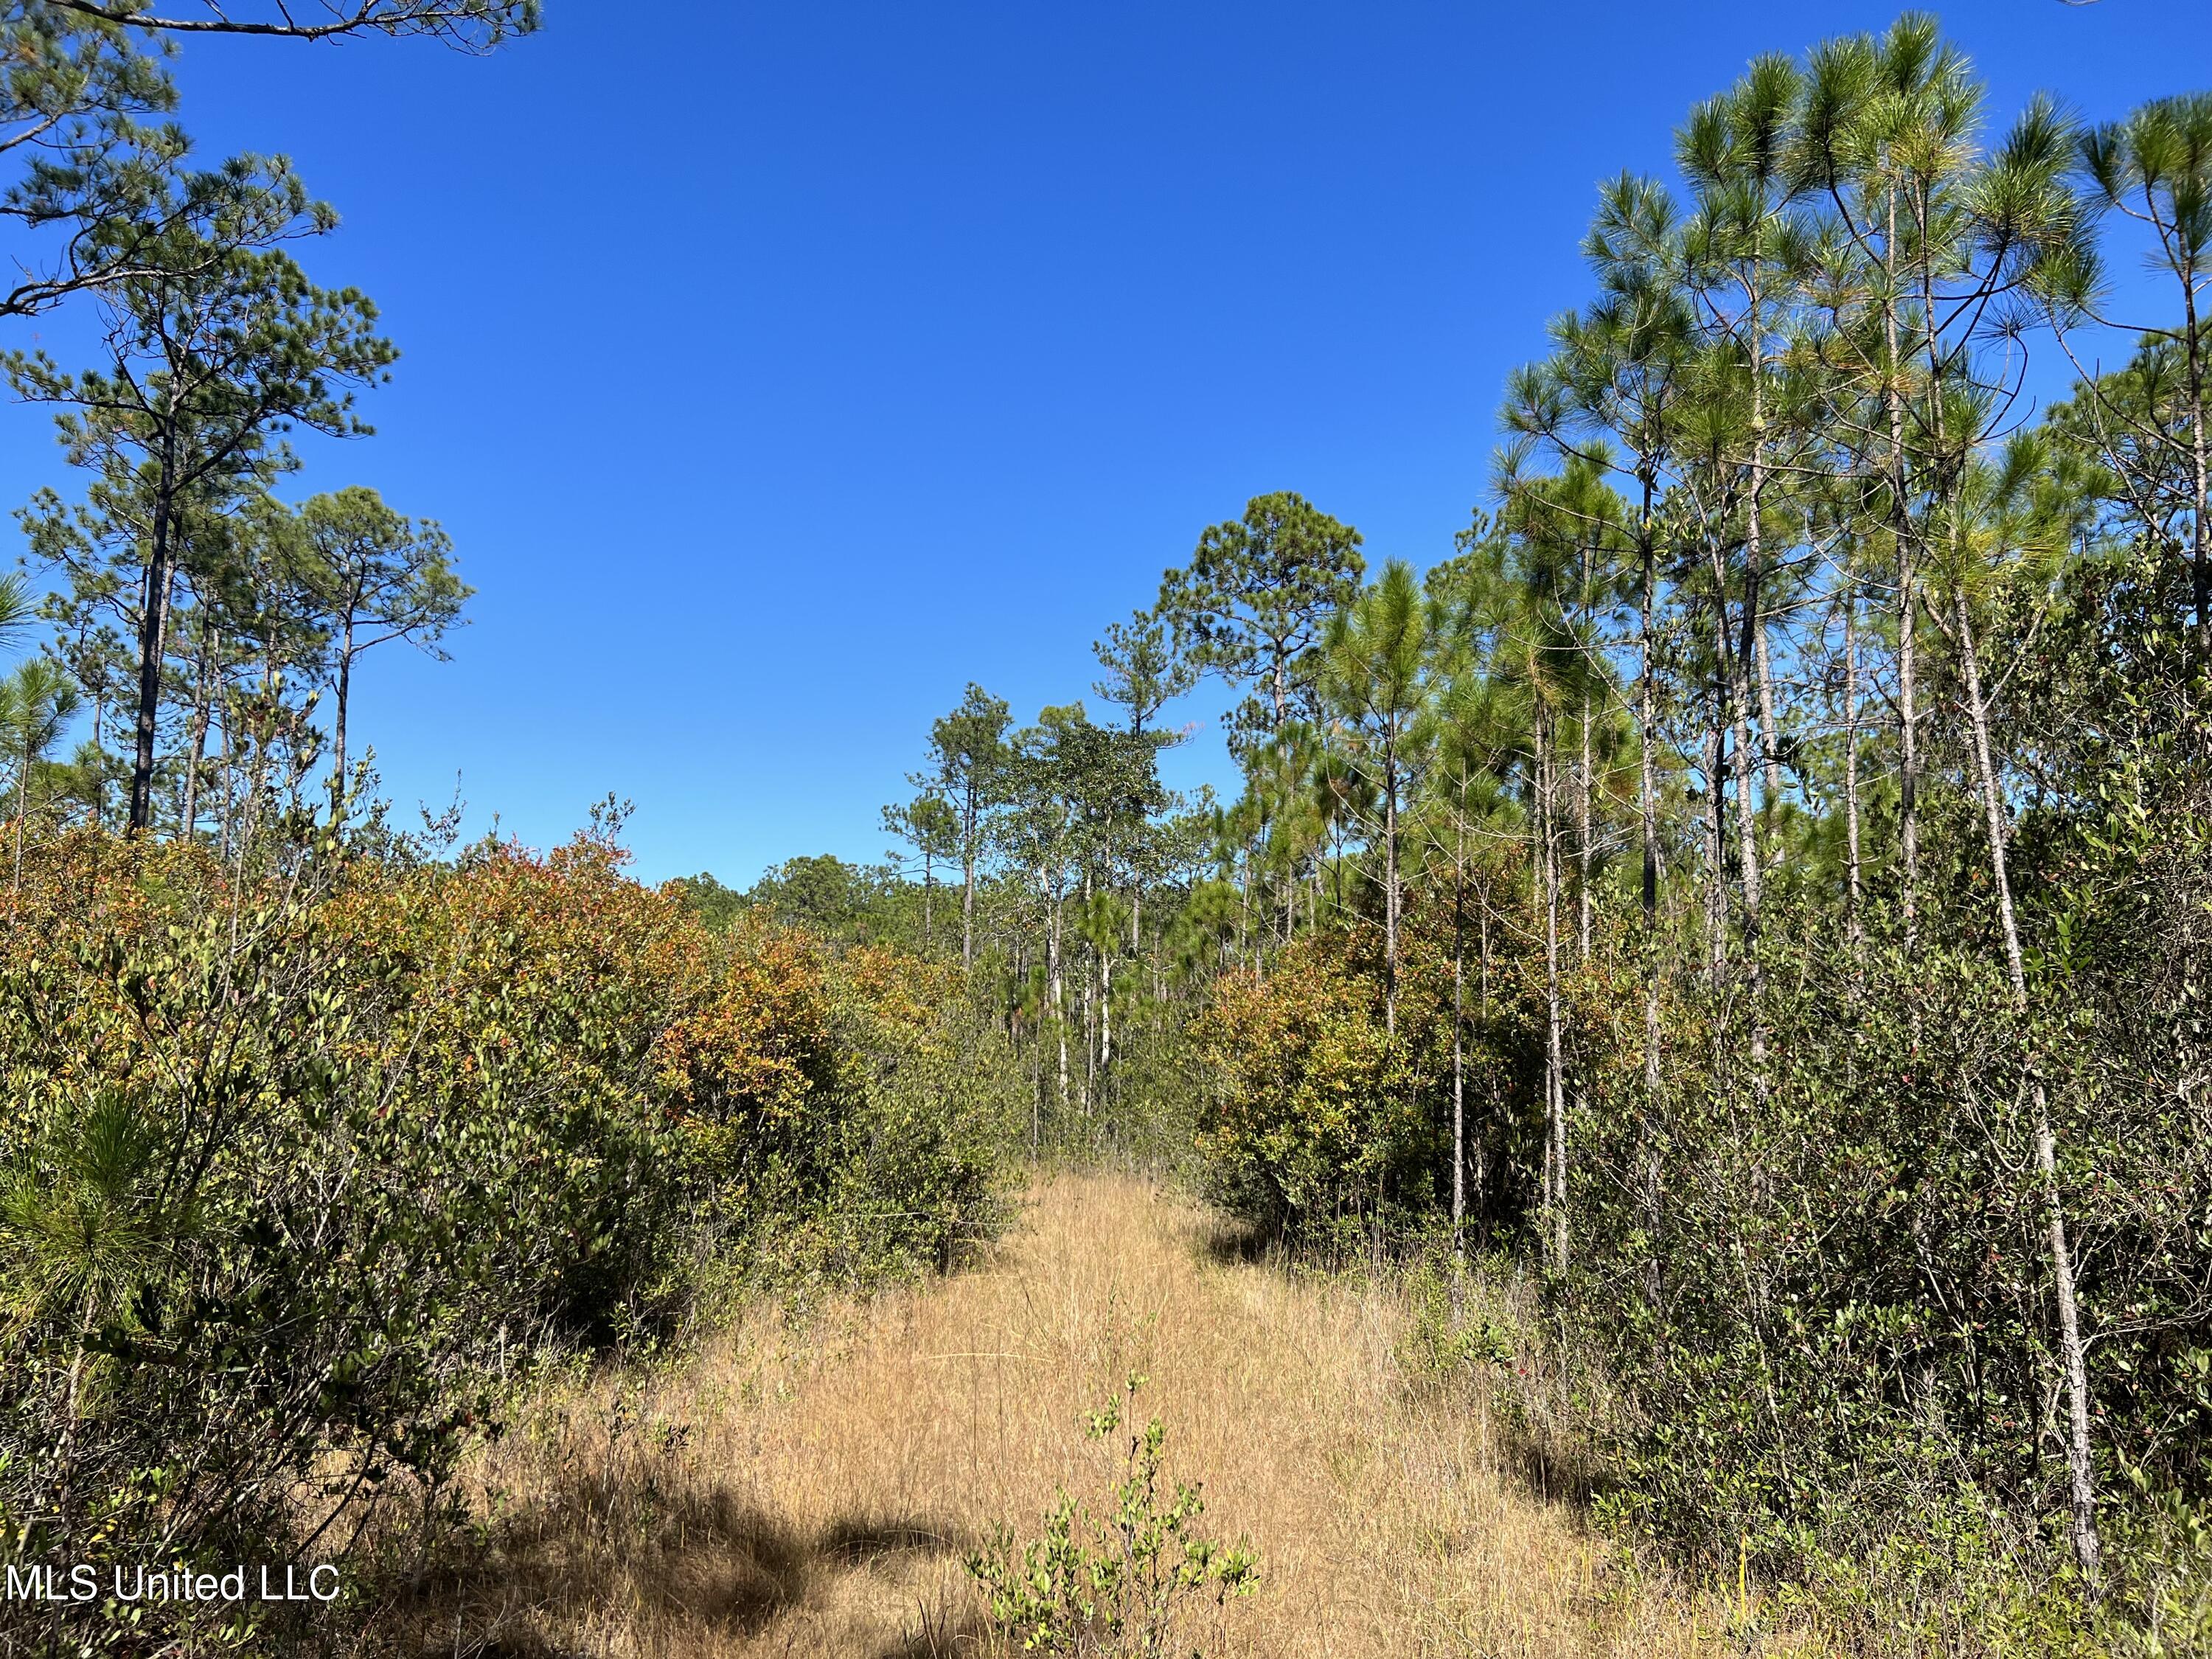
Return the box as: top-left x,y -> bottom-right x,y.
0,821 -> 1018,1654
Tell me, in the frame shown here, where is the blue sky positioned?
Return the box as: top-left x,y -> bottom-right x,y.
1,1 -> 2200,884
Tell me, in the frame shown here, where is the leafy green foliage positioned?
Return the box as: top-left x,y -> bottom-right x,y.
966,1374 -> 1259,1657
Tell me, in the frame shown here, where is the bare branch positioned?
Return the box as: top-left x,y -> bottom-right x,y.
45,1 -> 538,48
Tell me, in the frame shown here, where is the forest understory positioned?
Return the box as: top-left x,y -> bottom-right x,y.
390,1175 -> 1778,1659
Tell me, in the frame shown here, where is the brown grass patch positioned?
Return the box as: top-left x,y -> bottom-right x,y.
390,1175 -> 1818,1657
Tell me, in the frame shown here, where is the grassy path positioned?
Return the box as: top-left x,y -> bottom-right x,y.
426,1176 -> 1740,1658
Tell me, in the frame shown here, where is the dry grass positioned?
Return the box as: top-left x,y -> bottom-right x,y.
394,1175 -> 1820,1658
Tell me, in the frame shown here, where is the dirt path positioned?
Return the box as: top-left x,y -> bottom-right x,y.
432,1176 -> 1738,1658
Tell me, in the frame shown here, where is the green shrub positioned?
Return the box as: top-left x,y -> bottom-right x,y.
0,821 -> 1023,1653
966,1374 -> 1259,1657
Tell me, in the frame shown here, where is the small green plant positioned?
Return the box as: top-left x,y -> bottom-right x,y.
966,1373 -> 1259,1656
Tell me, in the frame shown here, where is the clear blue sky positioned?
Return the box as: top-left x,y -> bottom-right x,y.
1,1 -> 2199,884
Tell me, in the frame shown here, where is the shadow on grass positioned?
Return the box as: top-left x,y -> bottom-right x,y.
1487,1413 -> 1621,1517
383,1478 -> 981,1656
1194,1208 -> 1399,1278
819,1515 -> 966,1567
1197,1207 -> 1621,1527
1196,1214 -> 1282,1270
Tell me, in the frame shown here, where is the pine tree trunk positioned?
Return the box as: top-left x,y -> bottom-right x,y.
1577,698 -> 1593,964
1080,870 -> 1094,1119
13,728 -> 31,899
1478,897 -> 1492,1243
1048,888 -> 1068,1119
1955,587 -> 2101,1584
1638,487 -> 1663,1289
1905,187 -> 1950,947
243,642 -> 290,868
1705,714 -> 1727,981
1898,547 -> 1921,949
1540,712 -> 1567,1273
1742,258 -> 1777,881
1383,754 -> 1399,1038
330,613 -> 356,812
1638,490 -> 1660,935
1755,619 -> 1783,870
1721,554 -> 1768,1083
181,622 -> 215,842
1725,603 -> 1764,932
217,697 -> 236,865
88,682 -> 105,835
2184,261 -> 2208,643
1883,187 -> 1921,945
1099,937 -> 1111,1071
1731,679 -> 1761,925
128,450 -> 179,836
962,784 -> 978,969
1451,809 -> 1467,1286
1843,585 -> 1863,950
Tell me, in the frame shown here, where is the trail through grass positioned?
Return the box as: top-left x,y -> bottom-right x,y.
411,1175 -> 1782,1657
